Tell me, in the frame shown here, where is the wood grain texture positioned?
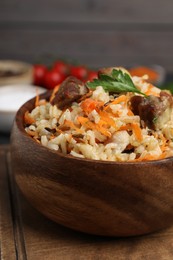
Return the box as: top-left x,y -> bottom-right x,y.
0,147 -> 17,260
0,0 -> 173,23
10,93 -> 173,237
1,145 -> 173,259
0,28 -> 173,70
15,195 -> 173,260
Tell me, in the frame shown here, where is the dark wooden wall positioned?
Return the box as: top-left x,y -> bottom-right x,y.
0,0 -> 173,70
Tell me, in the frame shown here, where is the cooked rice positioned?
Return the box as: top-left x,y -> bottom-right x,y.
25,74 -> 173,162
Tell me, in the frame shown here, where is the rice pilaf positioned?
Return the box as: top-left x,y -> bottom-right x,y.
24,68 -> 173,162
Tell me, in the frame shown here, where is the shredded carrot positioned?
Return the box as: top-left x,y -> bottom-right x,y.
112,95 -> 128,105
103,105 -> 120,117
98,110 -> 116,128
63,120 -> 83,134
77,116 -> 88,124
131,123 -> 143,142
24,111 -> 35,124
159,134 -> 167,151
109,95 -> 127,105
118,124 -> 131,131
145,84 -> 160,97
80,98 -> 103,115
140,154 -> 158,161
35,88 -> 40,107
158,153 -> 167,160
77,116 -> 111,137
97,119 -> 107,127
96,124 -> 112,138
127,109 -> 134,116
50,85 -> 60,102
132,152 -> 166,162
80,99 -> 116,132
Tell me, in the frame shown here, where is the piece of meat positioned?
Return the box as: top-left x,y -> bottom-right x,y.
130,91 -> 173,130
51,76 -> 89,109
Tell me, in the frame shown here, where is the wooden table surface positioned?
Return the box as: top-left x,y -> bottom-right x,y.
1,145 -> 173,260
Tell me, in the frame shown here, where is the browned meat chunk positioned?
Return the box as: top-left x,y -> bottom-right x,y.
130,91 -> 173,130
51,76 -> 89,109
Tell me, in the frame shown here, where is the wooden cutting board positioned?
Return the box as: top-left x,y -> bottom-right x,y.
1,145 -> 173,260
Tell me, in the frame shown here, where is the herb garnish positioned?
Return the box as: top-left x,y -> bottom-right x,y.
86,69 -> 145,96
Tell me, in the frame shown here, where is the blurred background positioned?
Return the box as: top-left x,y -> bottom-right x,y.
1,0 -> 173,68
1,0 -> 173,143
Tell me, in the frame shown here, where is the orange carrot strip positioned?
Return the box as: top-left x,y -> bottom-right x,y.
77,116 -> 111,137
80,98 -> 104,115
159,134 -> 167,151
98,110 -> 116,128
127,109 -> 134,116
145,84 -> 160,97
110,95 -> 127,105
104,95 -> 129,114
119,124 -> 131,131
132,153 -> 166,162
96,125 -> 111,137
63,120 -> 83,134
131,123 -> 143,142
97,119 -> 106,127
77,116 -> 88,124
50,84 -> 60,102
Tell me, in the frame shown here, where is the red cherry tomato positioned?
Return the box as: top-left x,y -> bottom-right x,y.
53,61 -> 70,76
33,64 -> 47,86
70,65 -> 88,81
87,70 -> 98,81
44,70 -> 65,89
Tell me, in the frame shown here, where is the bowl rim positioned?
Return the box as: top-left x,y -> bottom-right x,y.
0,59 -> 32,71
13,90 -> 173,166
0,60 -> 33,86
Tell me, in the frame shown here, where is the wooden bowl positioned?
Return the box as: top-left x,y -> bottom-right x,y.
0,60 -> 33,86
10,92 -> 173,237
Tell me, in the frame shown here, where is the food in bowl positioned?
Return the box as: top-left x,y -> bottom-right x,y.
11,67 -> 173,236
24,67 -> 173,162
